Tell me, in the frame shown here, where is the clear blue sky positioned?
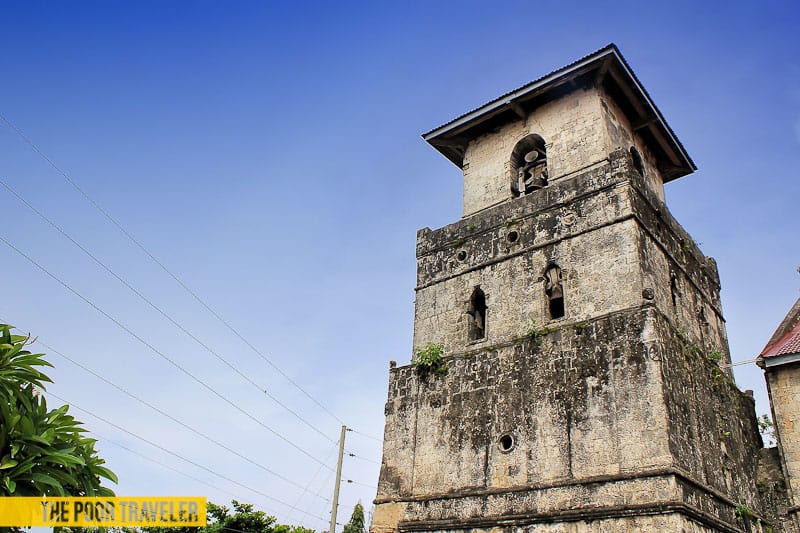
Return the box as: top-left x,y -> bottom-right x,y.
1,0 -> 798,529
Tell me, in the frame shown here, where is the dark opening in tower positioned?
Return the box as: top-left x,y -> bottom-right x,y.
630,146 -> 645,176
468,287 -> 487,341
544,265 -> 564,319
511,134 -> 548,197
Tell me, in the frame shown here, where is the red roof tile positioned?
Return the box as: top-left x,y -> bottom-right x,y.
761,297 -> 800,358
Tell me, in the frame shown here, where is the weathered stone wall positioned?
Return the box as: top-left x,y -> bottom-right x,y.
459,83 -> 671,218
598,86 -> 665,201
655,312 -> 767,521
626,157 -> 731,372
376,307 -> 767,531
415,157 -> 640,353
384,310 -> 672,500
415,150 -> 730,371
461,86 -> 613,217
758,447 -> 794,532
379,309 -> 672,510
767,364 -> 800,508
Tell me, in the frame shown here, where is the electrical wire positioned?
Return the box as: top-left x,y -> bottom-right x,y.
0,177 -> 336,446
343,479 -> 378,490
283,442 -> 340,525
347,428 -> 383,442
0,111 -> 347,428
32,336 -> 331,503
0,233 -> 333,470
346,452 -> 381,465
89,430 -> 241,500
43,390 -> 329,522
90,445 -> 317,532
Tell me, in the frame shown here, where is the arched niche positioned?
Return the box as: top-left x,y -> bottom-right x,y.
511,134 -> 548,197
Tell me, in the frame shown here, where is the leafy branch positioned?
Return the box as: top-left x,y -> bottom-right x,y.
412,343 -> 446,376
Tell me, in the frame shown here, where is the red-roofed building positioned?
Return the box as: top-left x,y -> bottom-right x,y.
759,297 -> 800,529
761,298 -> 800,363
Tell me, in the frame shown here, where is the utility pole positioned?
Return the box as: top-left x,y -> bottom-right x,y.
329,425 -> 347,533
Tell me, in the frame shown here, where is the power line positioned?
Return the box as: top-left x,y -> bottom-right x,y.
91,430 -> 240,500
43,390 -> 330,522
348,428 -> 383,443
98,435 -> 327,530
284,442 -> 341,525
31,336 -> 331,503
722,358 -> 759,368
0,111 -> 347,428
347,452 -> 381,466
0,233 -> 333,470
0,177 -> 336,446
344,479 -> 378,490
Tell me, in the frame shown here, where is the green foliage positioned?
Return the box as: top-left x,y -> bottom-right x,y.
526,321 -> 552,344
734,504 -> 756,523
118,500 -> 314,533
205,500 -> 276,533
412,343 -> 446,376
274,524 -> 315,533
706,350 -> 724,364
758,413 -> 776,446
0,324 -> 116,497
342,502 -> 365,533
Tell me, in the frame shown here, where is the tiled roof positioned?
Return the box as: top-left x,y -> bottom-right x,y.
423,44 -> 619,137
420,43 -> 696,181
761,297 -> 800,358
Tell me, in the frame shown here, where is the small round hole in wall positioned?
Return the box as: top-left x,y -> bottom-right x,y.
457,250 -> 467,262
498,434 -> 515,452
507,231 -> 519,243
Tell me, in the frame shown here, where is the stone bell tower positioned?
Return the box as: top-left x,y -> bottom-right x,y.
373,45 -> 771,532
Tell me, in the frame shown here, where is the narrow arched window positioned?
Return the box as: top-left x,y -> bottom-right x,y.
511,134 -> 548,197
544,265 -> 564,319
468,287 -> 487,341
630,146 -> 645,177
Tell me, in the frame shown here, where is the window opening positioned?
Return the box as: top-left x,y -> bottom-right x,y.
468,287 -> 487,341
630,146 -> 645,176
544,265 -> 564,319
511,134 -> 548,197
670,271 -> 680,316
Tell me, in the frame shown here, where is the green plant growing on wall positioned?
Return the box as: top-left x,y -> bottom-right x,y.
706,350 -> 724,364
733,503 -> 768,530
526,321 -> 552,344
412,343 -> 446,376
734,504 -> 756,523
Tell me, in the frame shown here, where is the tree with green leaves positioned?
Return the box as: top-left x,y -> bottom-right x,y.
130,500 -> 316,533
0,324 -> 117,497
202,501 -> 313,533
342,502 -> 365,533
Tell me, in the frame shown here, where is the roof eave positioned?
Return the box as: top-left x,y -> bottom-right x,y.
422,44 -> 696,181
762,352 -> 800,369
